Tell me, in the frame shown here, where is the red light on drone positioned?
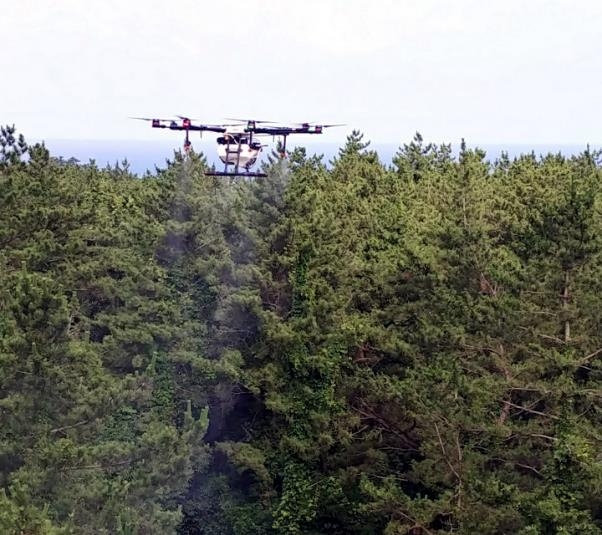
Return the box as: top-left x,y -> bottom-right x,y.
183,118 -> 191,128
315,126 -> 323,133
152,119 -> 160,127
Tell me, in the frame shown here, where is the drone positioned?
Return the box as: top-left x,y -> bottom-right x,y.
131,115 -> 342,177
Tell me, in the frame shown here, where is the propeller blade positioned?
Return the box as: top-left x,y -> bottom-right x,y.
225,118 -> 277,124
129,116 -> 174,122
175,114 -> 199,121
293,122 -> 346,128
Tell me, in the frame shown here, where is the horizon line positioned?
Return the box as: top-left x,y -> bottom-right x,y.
34,137 -> 602,147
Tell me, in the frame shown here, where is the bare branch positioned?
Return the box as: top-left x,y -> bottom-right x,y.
527,433 -> 558,442
434,423 -> 462,489
60,458 -> 133,472
50,419 -> 90,435
502,400 -> 559,420
515,463 -> 543,478
579,347 -> 602,365
461,343 -> 503,357
538,333 -> 567,345
394,510 -> 434,535
508,386 -> 550,393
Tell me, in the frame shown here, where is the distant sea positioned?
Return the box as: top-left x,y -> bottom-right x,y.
39,138 -> 601,176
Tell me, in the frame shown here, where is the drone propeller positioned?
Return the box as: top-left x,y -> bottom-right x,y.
175,114 -> 200,121
225,117 -> 277,124
129,116 -> 174,122
294,122 -> 346,128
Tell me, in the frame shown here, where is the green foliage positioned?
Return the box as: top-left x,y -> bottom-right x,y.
3,126 -> 602,534
0,131 -> 211,534
0,124 -> 28,170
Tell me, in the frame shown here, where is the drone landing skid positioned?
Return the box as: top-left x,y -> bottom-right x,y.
205,170 -> 268,178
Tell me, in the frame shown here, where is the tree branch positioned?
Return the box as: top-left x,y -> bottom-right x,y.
579,347 -> 602,365
434,422 -> 462,508
501,400 -> 559,420
50,419 -> 90,435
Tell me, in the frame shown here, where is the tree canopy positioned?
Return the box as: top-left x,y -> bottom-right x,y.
1,125 -> 601,534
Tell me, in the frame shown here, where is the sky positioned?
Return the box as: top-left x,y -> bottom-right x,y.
1,0 -> 601,146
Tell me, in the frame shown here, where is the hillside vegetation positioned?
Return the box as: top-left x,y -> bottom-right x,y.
1,126 -> 602,534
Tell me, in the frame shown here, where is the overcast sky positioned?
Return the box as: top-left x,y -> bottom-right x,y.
1,0 -> 601,145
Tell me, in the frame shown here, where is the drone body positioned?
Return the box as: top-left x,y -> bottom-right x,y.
216,134 -> 263,170
132,116 -> 342,177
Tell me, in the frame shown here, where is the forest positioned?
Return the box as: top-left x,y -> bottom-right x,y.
1,124 -> 602,534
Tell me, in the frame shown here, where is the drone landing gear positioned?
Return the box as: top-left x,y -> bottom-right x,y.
279,134 -> 288,159
183,128 -> 192,153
